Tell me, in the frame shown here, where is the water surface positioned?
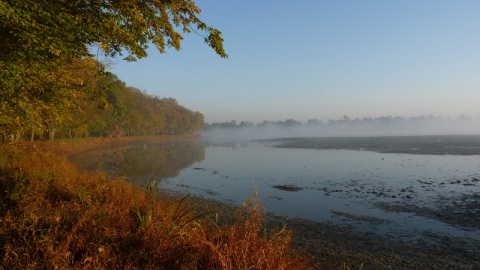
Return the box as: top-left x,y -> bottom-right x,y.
71,136 -> 480,244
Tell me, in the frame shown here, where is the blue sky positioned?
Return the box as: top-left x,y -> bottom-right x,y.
110,1 -> 480,123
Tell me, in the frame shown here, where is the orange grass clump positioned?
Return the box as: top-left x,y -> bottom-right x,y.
0,143 -> 312,269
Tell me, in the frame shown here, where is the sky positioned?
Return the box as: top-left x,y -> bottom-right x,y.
110,0 -> 480,124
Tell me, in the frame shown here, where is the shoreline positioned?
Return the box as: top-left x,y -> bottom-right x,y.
1,138 -> 310,269
60,135 -> 480,269
186,195 -> 479,269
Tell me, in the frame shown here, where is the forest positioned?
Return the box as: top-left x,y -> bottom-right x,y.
1,60 -> 204,142
0,0 -> 225,142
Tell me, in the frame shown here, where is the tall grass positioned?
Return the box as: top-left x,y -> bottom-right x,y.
0,142 -> 312,269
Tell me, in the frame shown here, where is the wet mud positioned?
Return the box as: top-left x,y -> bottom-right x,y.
189,195 -> 480,269
376,192 -> 480,230
258,135 -> 480,268
267,135 -> 480,155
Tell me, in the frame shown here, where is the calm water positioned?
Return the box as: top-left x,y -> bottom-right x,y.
71,137 -> 480,243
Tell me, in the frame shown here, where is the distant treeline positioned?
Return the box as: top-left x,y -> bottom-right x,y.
1,58 -> 203,142
204,115 -> 480,137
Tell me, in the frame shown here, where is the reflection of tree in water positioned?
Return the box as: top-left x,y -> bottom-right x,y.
72,142 -> 205,179
119,142 -> 205,178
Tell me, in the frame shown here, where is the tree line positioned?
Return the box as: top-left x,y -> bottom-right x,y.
0,55 -> 204,142
1,0 -> 225,142
203,115 -> 480,136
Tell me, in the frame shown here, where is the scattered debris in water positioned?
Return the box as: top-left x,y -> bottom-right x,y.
272,185 -> 303,191
205,189 -> 219,195
417,179 -> 433,185
331,210 -> 391,225
270,195 -> 284,200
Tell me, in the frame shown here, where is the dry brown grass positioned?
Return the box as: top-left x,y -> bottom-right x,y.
0,142 -> 313,269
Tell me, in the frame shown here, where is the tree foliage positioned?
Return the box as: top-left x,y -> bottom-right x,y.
1,0 -> 227,63
0,0 -> 224,141
7,71 -> 205,141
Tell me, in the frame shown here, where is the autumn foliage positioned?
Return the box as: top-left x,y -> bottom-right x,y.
0,142 -> 311,269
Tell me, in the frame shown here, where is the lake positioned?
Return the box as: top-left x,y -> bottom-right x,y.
71,135 -> 480,246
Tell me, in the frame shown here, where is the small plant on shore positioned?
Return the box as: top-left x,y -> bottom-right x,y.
199,194 -> 306,269
133,180 -> 158,228
341,259 -> 364,270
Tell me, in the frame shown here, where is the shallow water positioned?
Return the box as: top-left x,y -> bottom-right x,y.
71,137 -> 480,244
162,141 -> 480,241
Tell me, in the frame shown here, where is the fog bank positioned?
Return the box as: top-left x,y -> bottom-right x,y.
201,116 -> 480,142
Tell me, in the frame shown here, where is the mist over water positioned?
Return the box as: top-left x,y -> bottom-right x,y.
201,115 -> 480,142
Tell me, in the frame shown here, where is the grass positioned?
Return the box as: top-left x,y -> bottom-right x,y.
0,141 -> 313,269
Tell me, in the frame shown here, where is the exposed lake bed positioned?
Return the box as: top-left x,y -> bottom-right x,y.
257,135 -> 480,268
70,135 -> 480,268
264,136 -> 480,232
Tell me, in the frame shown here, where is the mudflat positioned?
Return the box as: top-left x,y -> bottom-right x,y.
189,195 -> 479,269
266,135 -> 480,155
256,135 -> 480,268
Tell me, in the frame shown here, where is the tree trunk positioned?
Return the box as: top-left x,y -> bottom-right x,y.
49,128 -> 56,141
30,127 -> 35,142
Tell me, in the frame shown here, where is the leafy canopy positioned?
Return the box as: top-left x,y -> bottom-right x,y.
0,0 -> 227,63
0,0 -> 225,140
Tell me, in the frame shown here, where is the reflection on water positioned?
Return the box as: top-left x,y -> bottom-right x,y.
156,140 -> 480,244
71,138 -> 480,245
70,141 -> 205,182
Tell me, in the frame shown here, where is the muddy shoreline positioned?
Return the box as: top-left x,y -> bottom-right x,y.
187,195 -> 479,269
256,135 -> 480,268
264,135 -> 480,155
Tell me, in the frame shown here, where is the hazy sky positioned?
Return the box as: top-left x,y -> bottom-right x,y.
110,1 -> 480,123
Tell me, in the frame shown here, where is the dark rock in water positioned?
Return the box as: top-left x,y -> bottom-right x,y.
417,180 -> 432,185
272,185 -> 303,192
205,189 -> 219,196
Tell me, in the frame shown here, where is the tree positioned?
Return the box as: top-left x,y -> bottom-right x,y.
0,0 -> 226,141
0,0 -> 227,63
0,57 -> 107,141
